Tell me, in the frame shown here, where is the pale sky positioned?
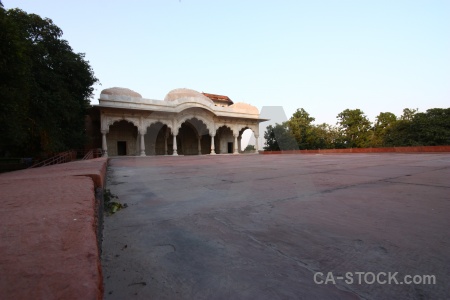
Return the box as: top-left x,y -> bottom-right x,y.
5,0 -> 450,127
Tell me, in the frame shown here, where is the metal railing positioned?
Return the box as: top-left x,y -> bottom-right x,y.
27,148 -> 103,169
29,150 -> 77,168
82,148 -> 103,160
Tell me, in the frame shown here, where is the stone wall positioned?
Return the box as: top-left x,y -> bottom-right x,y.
0,158 -> 107,299
260,145 -> 450,154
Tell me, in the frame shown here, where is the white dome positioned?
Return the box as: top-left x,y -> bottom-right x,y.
164,88 -> 213,104
101,87 -> 142,98
230,102 -> 259,114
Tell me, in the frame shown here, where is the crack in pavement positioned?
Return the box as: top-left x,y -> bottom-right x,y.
382,180 -> 450,189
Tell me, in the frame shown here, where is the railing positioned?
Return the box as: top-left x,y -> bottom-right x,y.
82,148 -> 103,160
27,148 -> 103,169
28,150 -> 77,168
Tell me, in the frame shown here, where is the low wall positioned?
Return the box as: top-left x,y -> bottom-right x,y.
260,145 -> 450,154
0,158 -> 107,300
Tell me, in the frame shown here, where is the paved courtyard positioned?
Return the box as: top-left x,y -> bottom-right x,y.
102,153 -> 450,299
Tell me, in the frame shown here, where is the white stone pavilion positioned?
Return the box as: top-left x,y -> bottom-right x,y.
96,87 -> 265,156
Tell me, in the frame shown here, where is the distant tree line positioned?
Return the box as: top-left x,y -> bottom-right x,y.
0,8 -> 98,158
264,108 -> 450,151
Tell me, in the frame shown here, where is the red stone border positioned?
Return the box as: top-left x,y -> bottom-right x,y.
0,158 -> 107,299
260,145 -> 450,154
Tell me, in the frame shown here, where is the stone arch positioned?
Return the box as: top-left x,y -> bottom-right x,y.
144,121 -> 173,155
177,122 -> 199,155
144,119 -> 173,132
175,114 -> 214,136
105,116 -> 140,132
214,123 -> 236,136
173,100 -> 217,115
236,124 -> 258,136
235,124 -> 259,153
106,119 -> 139,156
215,125 -> 236,154
175,117 -> 212,155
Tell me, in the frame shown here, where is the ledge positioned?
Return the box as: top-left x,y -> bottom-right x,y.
0,158 -> 107,299
260,145 -> 450,154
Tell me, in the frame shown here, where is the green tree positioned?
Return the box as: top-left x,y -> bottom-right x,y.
307,123 -> 341,149
286,108 -> 315,149
383,108 -> 450,146
0,7 -> 32,156
383,119 -> 415,146
411,108 -> 450,146
263,123 -> 298,151
264,125 -> 278,150
382,108 -> 419,146
400,108 -> 418,121
244,144 -> 255,152
0,9 -> 98,157
372,112 -> 397,147
336,109 -> 372,148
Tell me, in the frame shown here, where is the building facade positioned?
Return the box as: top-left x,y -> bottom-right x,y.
97,87 -> 265,156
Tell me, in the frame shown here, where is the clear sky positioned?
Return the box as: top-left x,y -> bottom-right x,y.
4,0 -> 450,126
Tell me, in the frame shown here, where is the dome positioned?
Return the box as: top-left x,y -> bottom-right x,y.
164,88 -> 213,103
230,102 -> 259,114
101,87 -> 142,98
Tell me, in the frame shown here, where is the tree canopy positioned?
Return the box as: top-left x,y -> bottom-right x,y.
371,112 -> 397,147
384,108 -> 450,147
263,123 -> 298,151
336,109 -> 371,148
263,107 -> 450,151
0,8 -> 98,157
286,108 -> 315,150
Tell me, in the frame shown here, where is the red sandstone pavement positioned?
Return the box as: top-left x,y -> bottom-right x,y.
102,153 -> 450,300
0,158 -> 107,300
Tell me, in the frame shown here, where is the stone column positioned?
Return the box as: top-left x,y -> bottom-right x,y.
173,134 -> 178,156
233,134 -> 239,154
210,135 -> 216,155
101,130 -> 108,157
198,135 -> 202,155
140,131 -> 146,156
254,134 -> 259,153
238,136 -> 242,153
164,134 -> 168,155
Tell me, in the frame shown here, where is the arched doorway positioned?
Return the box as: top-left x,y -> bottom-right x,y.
177,118 -> 211,155
215,126 -> 234,154
107,120 -> 138,156
239,127 -> 254,152
145,122 -> 173,155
